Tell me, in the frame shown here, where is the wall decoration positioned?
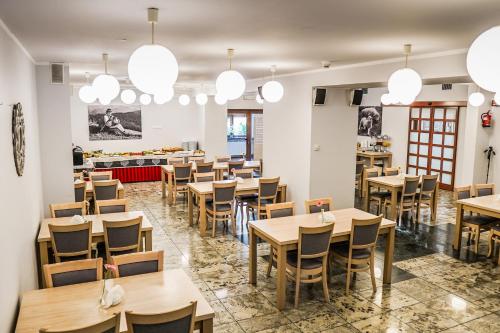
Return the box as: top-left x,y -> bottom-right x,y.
357,106 -> 383,137
88,104 -> 142,141
12,102 -> 25,176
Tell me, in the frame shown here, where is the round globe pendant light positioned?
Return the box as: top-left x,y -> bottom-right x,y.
92,53 -> 120,104
195,93 -> 208,106
467,26 -> 500,93
79,72 -> 97,103
139,93 -> 152,105
179,94 -> 190,106
214,93 -> 227,105
262,65 -> 284,103
216,49 -> 246,100
387,44 -> 422,104
121,89 -> 136,104
128,8 -> 178,95
256,93 -> 264,105
380,93 -> 395,105
154,86 -> 174,105
468,92 -> 485,107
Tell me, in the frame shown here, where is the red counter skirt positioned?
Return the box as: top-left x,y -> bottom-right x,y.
96,166 -> 161,183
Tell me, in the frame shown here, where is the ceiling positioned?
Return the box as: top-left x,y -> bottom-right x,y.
1,0 -> 500,85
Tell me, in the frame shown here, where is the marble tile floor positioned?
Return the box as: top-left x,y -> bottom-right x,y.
124,182 -> 500,333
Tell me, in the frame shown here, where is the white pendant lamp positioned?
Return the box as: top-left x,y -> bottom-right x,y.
262,65 -> 284,103
387,44 -> 422,104
93,53 -> 120,104
255,93 -> 264,105
214,93 -> 227,105
154,86 -> 174,104
468,92 -> 485,107
79,72 -> 97,103
121,89 -> 136,105
179,94 -> 190,106
139,93 -> 152,105
128,8 -> 179,95
216,49 -> 246,101
467,26 -> 500,93
380,93 -> 395,105
195,93 -> 208,106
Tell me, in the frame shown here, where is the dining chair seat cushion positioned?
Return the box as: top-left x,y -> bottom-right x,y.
333,242 -> 371,259
206,202 -> 232,212
286,251 -> 322,269
463,215 -> 498,226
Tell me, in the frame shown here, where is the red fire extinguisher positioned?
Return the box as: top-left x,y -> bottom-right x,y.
481,110 -> 492,128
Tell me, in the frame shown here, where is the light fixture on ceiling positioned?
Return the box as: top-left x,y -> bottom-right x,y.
139,93 -> 152,105
154,86 -> 174,105
467,26 -> 500,94
92,53 -> 120,104
468,92 -> 485,107
214,93 -> 227,105
179,94 -> 190,106
262,65 -> 284,103
255,93 -> 264,105
79,72 -> 97,103
216,48 -> 246,101
196,93 -> 208,106
121,89 -> 136,104
387,44 -> 422,105
128,7 -> 178,95
380,93 -> 398,105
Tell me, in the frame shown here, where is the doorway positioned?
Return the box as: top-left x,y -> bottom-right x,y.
227,109 -> 263,160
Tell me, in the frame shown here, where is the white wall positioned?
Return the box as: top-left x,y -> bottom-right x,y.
0,21 -> 43,332
201,99 -> 228,160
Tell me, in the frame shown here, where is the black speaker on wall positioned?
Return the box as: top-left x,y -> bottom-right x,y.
257,86 -> 264,99
312,88 -> 327,105
349,89 -> 363,106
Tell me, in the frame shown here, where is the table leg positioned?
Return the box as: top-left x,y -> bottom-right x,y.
387,155 -> 393,168
167,172 -> 173,205
370,156 -> 375,168
365,182 -> 371,212
431,186 -> 439,221
161,169 -> 166,198
383,226 -> 395,284
118,189 -> 124,199
453,203 -> 464,251
188,188 -> 194,226
390,188 -> 398,221
249,226 -> 257,285
144,230 -> 152,251
199,194 -> 207,236
200,318 -> 213,333
39,241 -> 49,288
276,244 -> 287,310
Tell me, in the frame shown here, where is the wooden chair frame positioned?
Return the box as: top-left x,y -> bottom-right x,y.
383,167 -> 400,176
74,181 -> 88,204
207,181 -> 237,237
95,199 -> 129,215
111,250 -> 164,278
168,157 -> 185,165
89,171 -> 113,182
247,177 -> 280,221
474,183 -> 495,197
361,167 -> 380,198
355,161 -> 365,192
384,176 -> 420,224
365,168 -> 387,215
43,258 -> 103,289
103,216 -> 143,262
92,179 -> 119,199
215,155 -> 231,163
188,156 -> 205,163
40,312 -> 120,333
125,301 -> 197,333
304,197 -> 334,214
416,174 -> 439,221
49,222 -> 92,262
333,215 -> 382,294
193,172 -> 216,183
232,168 -> 253,179
487,226 -> 500,264
173,163 -> 193,204
195,161 -> 214,173
286,224 -> 334,308
49,202 -> 87,218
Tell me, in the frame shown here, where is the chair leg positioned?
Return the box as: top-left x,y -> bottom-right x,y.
369,253 -> 377,291
294,270 -> 301,308
231,211 -> 236,236
467,229 -> 472,246
211,215 -> 216,238
322,266 -> 330,303
345,264 -> 351,294
266,248 -> 273,277
246,207 -> 250,223
487,230 -> 494,257
474,227 -> 480,254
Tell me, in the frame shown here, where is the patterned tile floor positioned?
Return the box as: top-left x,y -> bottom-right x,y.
124,183 -> 500,333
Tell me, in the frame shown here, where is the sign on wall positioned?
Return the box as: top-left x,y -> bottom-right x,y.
88,105 -> 142,141
357,106 -> 383,137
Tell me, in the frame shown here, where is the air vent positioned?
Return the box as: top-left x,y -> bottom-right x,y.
442,83 -> 452,90
50,63 -> 64,84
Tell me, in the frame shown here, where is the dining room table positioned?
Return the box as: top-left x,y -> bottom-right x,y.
16,269 -> 215,333
161,160 -> 261,203
365,174 -> 439,221
187,178 -> 286,237
248,208 -> 396,310
357,150 -> 392,168
453,194 -> 500,254
81,179 -> 125,199
37,211 -> 153,287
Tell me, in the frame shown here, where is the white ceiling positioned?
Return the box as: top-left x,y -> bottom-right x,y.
1,0 -> 500,85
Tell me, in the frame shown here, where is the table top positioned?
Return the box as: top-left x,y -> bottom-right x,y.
162,160 -> 261,173
249,208 -> 395,246
38,211 -> 152,243
357,151 -> 392,157
366,174 -> 409,188
457,194 -> 500,214
81,180 -> 124,193
15,270 -> 215,333
188,178 -> 286,195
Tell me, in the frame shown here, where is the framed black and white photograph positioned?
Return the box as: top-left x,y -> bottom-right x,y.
88,104 -> 142,141
357,106 -> 383,137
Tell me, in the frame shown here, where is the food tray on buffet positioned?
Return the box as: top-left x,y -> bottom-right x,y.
87,150 -> 204,169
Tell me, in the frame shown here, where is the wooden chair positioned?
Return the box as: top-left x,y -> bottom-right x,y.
247,177 -> 280,221
188,156 -> 205,163
207,181 -> 237,237
196,161 -> 214,173
416,174 -> 439,221
487,225 -> 500,264
224,160 -> 245,179
89,171 -> 112,181
74,181 -> 87,203
233,168 -> 253,179
49,202 -> 87,218
365,168 -> 388,215
173,163 -> 193,204
193,172 -> 216,183
43,258 -> 103,288
233,169 -> 255,220
384,167 -> 400,176
125,302 -> 197,333
93,179 -> 119,201
96,199 -> 128,214
332,215 -> 382,294
111,250 -> 164,278
168,157 -> 185,165
474,183 -> 495,197
103,216 -> 142,262
286,224 -> 334,308
265,202 -> 295,277
355,161 -> 364,194
49,222 -> 92,262
215,155 -> 231,162
39,313 -> 120,333
304,197 -> 334,214
384,176 -> 420,224
73,172 -> 84,181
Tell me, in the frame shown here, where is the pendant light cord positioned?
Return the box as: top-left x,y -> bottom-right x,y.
151,21 -> 155,44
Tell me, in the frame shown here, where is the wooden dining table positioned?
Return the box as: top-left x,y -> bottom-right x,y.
37,211 -> 153,287
366,174 -> 439,221
453,194 -> 500,253
249,208 -> 396,310
161,160 -> 261,203
16,270 -> 215,333
80,180 -> 125,199
357,150 -> 392,168
187,178 -> 286,237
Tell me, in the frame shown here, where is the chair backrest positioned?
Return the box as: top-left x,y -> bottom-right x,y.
474,183 -> 495,197
73,172 -> 84,181
188,156 -> 205,163
43,258 -> 103,288
266,202 -> 295,219
364,167 -> 379,179
384,167 -> 400,176
355,161 -> 365,176
454,185 -> 472,201
50,202 -> 87,218
93,180 -> 119,201
228,160 -> 245,171
89,171 -> 113,182
298,224 -> 334,260
168,157 -> 185,165
215,156 -> 231,162
196,161 -> 214,173
304,197 -> 334,214
74,181 -> 87,202
421,174 -> 438,193
111,251 -> 164,278
126,302 -> 197,333
212,181 -> 237,205
96,199 -> 129,214
193,172 -> 215,183
233,168 -> 253,179
402,176 -> 420,196
350,215 -> 382,249
173,163 -> 192,183
39,312 -> 120,333
258,177 -> 280,201
103,216 -> 142,260
49,222 -> 92,262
